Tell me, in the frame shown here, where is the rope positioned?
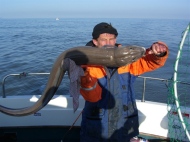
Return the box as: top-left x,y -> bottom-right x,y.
61,110 -> 83,140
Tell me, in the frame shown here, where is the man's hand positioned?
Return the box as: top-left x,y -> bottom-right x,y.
148,42 -> 167,56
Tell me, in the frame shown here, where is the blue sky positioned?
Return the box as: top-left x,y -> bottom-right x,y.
0,0 -> 190,19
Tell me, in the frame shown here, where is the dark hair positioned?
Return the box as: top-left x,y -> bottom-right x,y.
92,22 -> 118,39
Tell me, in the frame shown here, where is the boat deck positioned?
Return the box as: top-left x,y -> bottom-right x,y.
140,133 -> 170,142
0,126 -> 170,142
1,74 -> 188,141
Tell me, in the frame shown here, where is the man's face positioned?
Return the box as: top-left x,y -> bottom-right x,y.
93,33 -> 116,48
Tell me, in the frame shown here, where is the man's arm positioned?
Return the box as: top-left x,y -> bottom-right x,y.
128,41 -> 169,76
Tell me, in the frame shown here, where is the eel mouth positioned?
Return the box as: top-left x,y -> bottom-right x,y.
0,45 -> 145,116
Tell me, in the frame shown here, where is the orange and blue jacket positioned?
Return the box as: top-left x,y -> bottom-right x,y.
80,41 -> 169,141
80,41 -> 168,102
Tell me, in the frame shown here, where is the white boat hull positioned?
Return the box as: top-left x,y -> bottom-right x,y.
0,95 -> 189,139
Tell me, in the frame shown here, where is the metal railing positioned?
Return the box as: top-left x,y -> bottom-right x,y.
1,72 -> 172,101
2,72 -> 50,98
137,76 -> 169,102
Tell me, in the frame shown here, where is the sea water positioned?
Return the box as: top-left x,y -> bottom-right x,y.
0,18 -> 189,103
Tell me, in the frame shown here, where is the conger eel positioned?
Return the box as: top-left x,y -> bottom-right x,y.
0,45 -> 145,116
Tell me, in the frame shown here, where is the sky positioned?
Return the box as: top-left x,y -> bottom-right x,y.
0,0 -> 190,19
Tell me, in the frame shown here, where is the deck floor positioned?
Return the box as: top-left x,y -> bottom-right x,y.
0,127 -> 171,142
140,133 -> 170,142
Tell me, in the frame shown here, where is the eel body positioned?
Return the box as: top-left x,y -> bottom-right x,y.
0,45 -> 145,116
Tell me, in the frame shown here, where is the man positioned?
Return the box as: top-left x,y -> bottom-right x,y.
80,22 -> 168,142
